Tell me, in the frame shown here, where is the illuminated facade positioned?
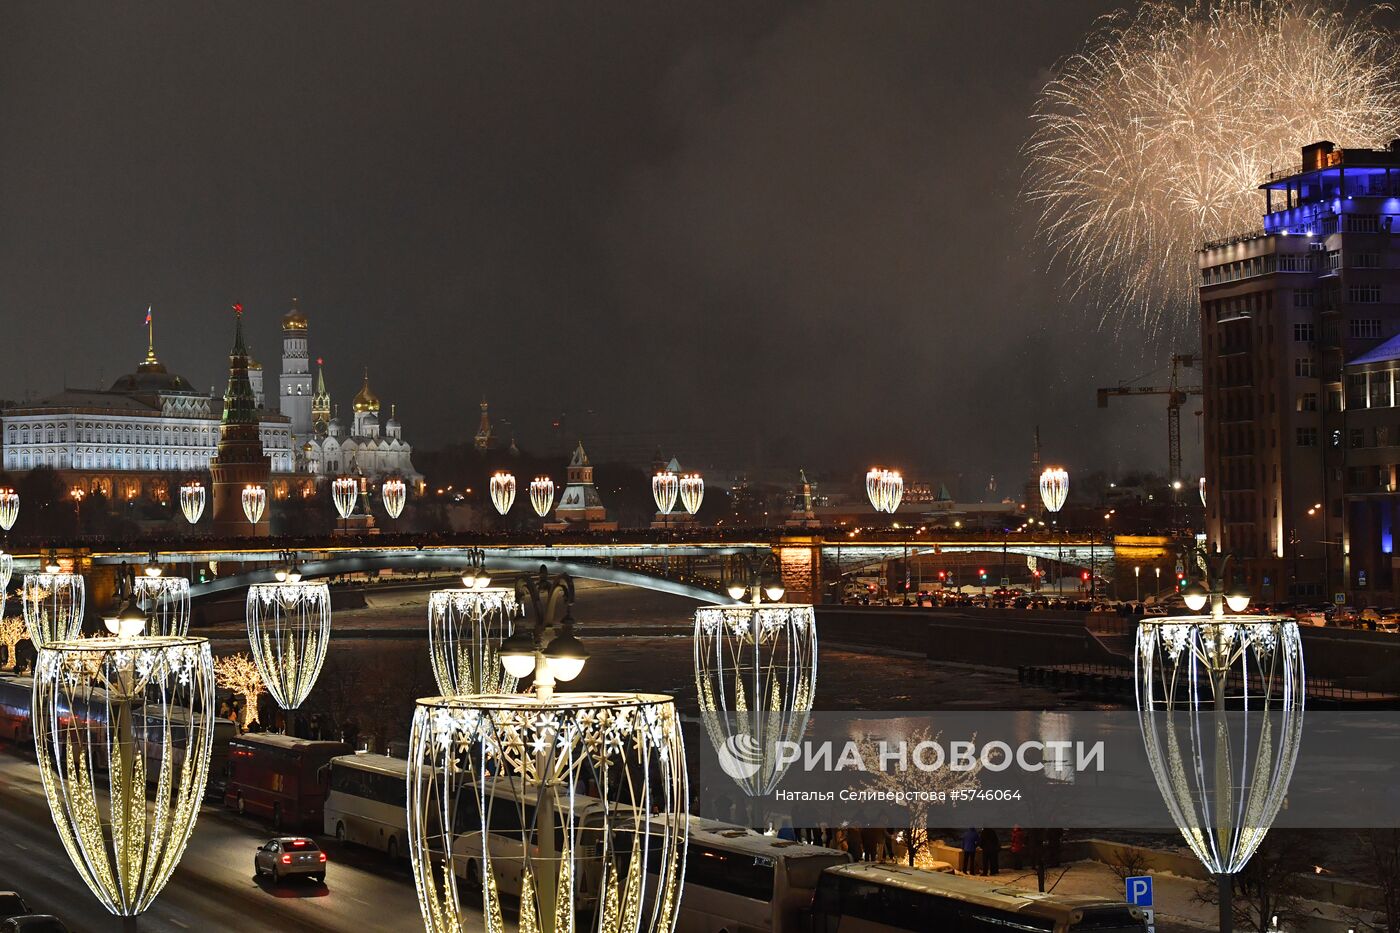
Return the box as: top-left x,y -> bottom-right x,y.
301,368 -> 422,486
0,317 -> 295,503
1201,141 -> 1400,603
546,441 -> 615,530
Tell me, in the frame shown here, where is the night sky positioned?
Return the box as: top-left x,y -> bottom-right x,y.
0,2 -> 1203,483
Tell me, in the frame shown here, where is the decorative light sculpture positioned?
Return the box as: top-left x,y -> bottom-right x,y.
426,586 -> 523,695
0,552 -> 10,600
34,633 -> 215,926
332,475 -> 359,520
489,472 -> 516,516
1135,554 -> 1303,933
0,487 -> 18,531
382,477 -> 407,520
1039,467 -> 1070,514
179,481 -> 205,525
652,470 -> 679,515
1200,476 -> 1208,508
865,467 -> 903,513
407,692 -> 687,933
241,484 -> 267,525
133,569 -> 192,638
22,570 -> 85,647
245,581 -> 331,710
679,472 -> 704,515
529,476 -> 554,517
695,587 -> 817,797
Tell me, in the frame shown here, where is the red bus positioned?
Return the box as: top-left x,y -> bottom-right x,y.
224,734 -> 350,830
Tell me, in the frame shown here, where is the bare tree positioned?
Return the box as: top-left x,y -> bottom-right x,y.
214,652 -> 266,729
1192,830 -> 1310,932
0,616 -> 26,672
857,727 -> 983,867
1106,843 -> 1152,887
1344,830 -> 1400,933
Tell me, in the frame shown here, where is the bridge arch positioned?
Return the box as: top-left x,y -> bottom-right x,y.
187,550 -> 736,604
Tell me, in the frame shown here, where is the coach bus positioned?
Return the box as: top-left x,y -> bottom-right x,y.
667,817 -> 849,933
140,707 -> 238,799
0,676 -> 34,745
808,862 -> 1146,932
323,752 -> 411,859
223,733 -> 350,830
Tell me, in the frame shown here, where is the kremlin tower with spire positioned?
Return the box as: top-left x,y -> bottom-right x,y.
211,305 -> 272,537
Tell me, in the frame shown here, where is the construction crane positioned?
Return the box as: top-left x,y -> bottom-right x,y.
1096,354 -> 1203,483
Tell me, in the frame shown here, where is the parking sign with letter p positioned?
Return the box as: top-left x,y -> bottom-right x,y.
1126,875 -> 1153,906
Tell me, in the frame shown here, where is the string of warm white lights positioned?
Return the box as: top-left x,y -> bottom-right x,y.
241,484 -> 267,525
489,472 -> 516,516
133,571 -> 192,638
179,481 -> 205,524
529,476 -> 554,517
22,571 -> 85,646
1039,467 -> 1069,513
407,692 -> 688,933
332,475 -> 359,520
382,477 -> 407,519
0,487 -> 19,531
426,587 -> 523,695
245,581 -> 332,710
695,601 -> 818,796
679,473 -> 704,515
33,635 -> 216,921
652,471 -> 679,516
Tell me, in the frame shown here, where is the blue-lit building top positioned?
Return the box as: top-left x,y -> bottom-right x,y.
1261,140 -> 1400,237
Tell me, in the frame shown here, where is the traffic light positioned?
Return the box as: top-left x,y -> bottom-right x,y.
1081,571 -> 1091,582
979,568 -> 987,580
937,570 -> 947,581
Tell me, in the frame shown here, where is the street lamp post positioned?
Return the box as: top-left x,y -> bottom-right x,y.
1040,468 -> 1069,597
1134,565 -> 1141,603
332,474 -> 358,534
1136,551 -> 1304,933
246,569 -> 332,715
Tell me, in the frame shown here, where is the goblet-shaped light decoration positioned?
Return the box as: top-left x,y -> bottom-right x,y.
179,481 -> 205,524
133,571 -> 192,637
865,467 -> 903,513
489,472 -> 516,516
407,692 -> 688,933
332,475 -> 359,520
1136,615 -> 1304,879
426,588 -> 523,695
1040,467 -> 1070,514
241,484 -> 267,525
382,478 -> 407,519
22,571 -> 85,647
1200,476 -> 1208,508
679,472 -> 705,515
0,487 -> 18,531
529,476 -> 554,517
246,581 -> 331,710
0,552 -> 11,600
652,471 -> 679,516
694,602 -> 818,796
33,635 -> 215,923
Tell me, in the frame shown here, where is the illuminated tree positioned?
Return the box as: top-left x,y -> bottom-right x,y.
0,616 -> 26,672
214,651 -> 266,729
857,727 -> 983,868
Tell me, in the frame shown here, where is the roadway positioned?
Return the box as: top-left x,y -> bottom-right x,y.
0,754 -> 483,932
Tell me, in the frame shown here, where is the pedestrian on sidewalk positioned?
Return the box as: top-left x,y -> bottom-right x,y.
960,827 -> 979,874
979,827 -> 1000,875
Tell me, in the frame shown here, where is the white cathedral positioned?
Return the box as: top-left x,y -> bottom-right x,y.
0,302 -> 421,497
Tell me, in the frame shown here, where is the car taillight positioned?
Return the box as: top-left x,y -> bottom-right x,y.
318,852 -> 327,862
280,854 -> 292,864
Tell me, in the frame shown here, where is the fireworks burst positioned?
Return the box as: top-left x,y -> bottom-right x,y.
1025,0 -> 1400,338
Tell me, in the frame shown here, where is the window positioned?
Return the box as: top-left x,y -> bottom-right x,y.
1295,357 -> 1317,378
1373,374 -> 1393,408
1354,251 -> 1381,268
1298,392 -> 1318,412
1346,213 -> 1381,233
1278,254 -> 1312,272
1351,318 -> 1383,338
1349,285 -> 1382,304
1293,322 -> 1315,341
1294,289 -> 1314,308
1328,250 -> 1342,271
1297,427 -> 1319,447
1352,428 -> 1367,448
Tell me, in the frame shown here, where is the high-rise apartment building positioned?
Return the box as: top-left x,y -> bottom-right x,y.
1202,141 -> 1400,603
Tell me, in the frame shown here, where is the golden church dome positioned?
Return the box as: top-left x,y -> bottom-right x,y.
353,369 -> 380,412
283,299 -> 308,331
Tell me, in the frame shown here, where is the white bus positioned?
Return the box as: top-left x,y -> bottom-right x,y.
323,752 -> 410,859
667,817 -> 849,933
808,862 -> 1147,933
